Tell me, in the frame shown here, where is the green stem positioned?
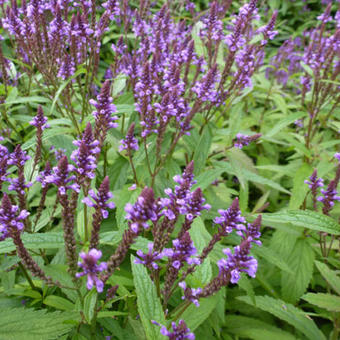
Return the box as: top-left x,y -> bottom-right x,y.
18,262 -> 37,291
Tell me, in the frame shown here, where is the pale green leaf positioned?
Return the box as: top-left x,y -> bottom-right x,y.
237,295 -> 326,340
302,293 -> 340,312
131,255 -> 165,340
315,261 -> 340,295
281,239 -> 315,303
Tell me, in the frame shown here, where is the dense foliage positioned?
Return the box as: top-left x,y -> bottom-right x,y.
0,0 -> 340,339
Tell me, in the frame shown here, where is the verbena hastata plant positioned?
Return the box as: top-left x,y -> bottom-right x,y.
0,0 -> 278,339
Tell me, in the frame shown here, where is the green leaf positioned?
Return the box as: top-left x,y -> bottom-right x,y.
289,163 -> 312,209
0,308 -> 76,340
225,315 -> 297,340
260,210 -> 340,235
193,124 -> 212,174
49,67 -> 86,115
315,261 -> 340,295
2,96 -> 50,107
237,295 -> 326,340
83,290 -> 97,324
0,232 -> 64,254
265,112 -> 306,138
253,246 -> 293,274
181,289 -> 223,331
97,311 -> 128,318
22,127 -> 72,151
193,168 -> 225,191
44,295 -> 75,311
131,255 -> 165,340
302,293 -> 340,312
281,239 -> 314,303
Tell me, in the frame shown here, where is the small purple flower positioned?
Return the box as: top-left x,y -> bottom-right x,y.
334,153 -> 340,162
82,176 -> 115,218
36,162 -> 52,188
71,123 -> 100,181
76,249 -> 107,292
119,123 -> 139,152
8,145 -> 30,167
29,106 -> 50,130
234,133 -> 261,149
179,281 -> 202,307
169,232 -> 200,270
0,194 -> 29,241
125,187 -> 158,233
304,170 -> 324,190
90,80 -> 118,131
45,156 -> 80,195
134,243 -> 164,270
153,320 -> 195,340
214,198 -> 246,234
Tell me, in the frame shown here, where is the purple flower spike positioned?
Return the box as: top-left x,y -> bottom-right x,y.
76,249 -> 107,293
71,123 -> 100,181
234,133 -> 261,149
169,232 -> 199,270
29,105 -> 50,130
125,187 -> 158,233
0,193 -> 29,241
82,176 -> 115,219
214,198 -> 246,234
91,81 -> 118,144
45,156 -> 80,195
8,145 -> 30,167
304,170 -> 324,191
119,123 -> 139,152
134,242 -> 164,270
179,281 -> 202,307
153,320 -> 195,340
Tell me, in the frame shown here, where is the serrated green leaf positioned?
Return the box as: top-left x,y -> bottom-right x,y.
0,232 -> 64,254
260,210 -> 340,235
265,112 -> 306,137
237,295 -> 326,340
302,293 -> 340,312
0,308 -> 76,340
22,127 -> 72,151
193,124 -> 212,174
49,67 -> 86,115
181,289 -> 222,331
289,163 -> 312,209
44,295 -> 75,311
83,290 -> 97,324
281,239 -> 314,303
253,245 -> 293,274
225,315 -> 297,340
131,255 -> 165,340
315,261 -> 340,295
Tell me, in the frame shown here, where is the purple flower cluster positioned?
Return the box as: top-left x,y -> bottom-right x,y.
82,177 -> 115,219
216,216 -> 261,284
119,123 -> 139,152
234,133 -> 261,149
0,193 -> 29,241
125,187 -> 158,233
76,249 -> 107,293
153,320 -> 195,340
91,81 -> 119,146
45,156 -> 80,195
167,232 -> 200,270
71,123 -> 100,181
29,105 -> 49,130
160,162 -> 200,220
134,242 -> 165,270
214,198 -> 246,234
